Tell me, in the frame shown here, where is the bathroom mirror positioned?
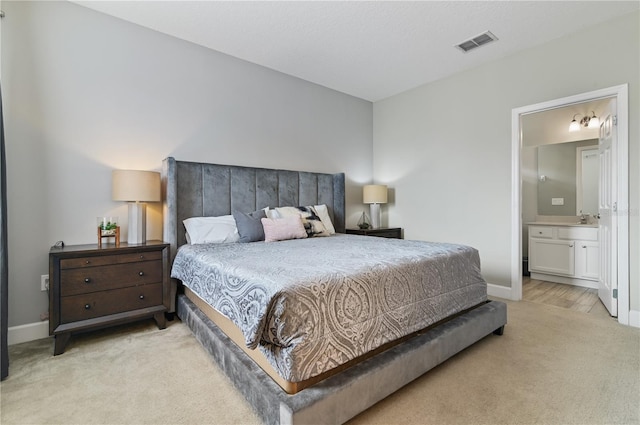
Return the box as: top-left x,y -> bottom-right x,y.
537,140 -> 599,216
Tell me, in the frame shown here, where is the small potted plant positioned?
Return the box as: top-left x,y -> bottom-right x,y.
97,217 -> 120,247
98,217 -> 118,236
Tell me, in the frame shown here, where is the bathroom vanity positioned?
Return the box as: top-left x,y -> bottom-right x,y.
528,223 -> 599,288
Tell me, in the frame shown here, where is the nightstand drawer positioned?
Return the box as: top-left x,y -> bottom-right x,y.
60,282 -> 163,323
60,260 -> 163,296
367,229 -> 401,239
60,251 -> 162,269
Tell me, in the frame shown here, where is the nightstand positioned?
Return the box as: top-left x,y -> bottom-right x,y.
346,227 -> 403,239
49,240 -> 170,355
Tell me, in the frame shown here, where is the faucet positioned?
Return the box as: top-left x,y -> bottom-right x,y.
579,212 -> 589,224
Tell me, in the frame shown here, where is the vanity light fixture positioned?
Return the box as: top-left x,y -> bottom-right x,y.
569,111 -> 599,132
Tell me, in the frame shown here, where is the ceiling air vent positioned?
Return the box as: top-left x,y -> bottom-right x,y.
455,31 -> 498,53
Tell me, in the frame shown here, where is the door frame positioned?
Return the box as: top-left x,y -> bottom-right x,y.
511,84 -> 629,325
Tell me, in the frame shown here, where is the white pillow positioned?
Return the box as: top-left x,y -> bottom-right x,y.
313,204 -> 336,235
183,215 -> 239,244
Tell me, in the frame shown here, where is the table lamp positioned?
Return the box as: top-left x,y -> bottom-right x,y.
363,184 -> 387,229
112,170 -> 161,244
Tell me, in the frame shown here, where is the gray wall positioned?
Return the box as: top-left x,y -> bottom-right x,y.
2,1 -> 373,327
537,140 -> 597,216
537,142 -> 578,216
374,11 -> 639,311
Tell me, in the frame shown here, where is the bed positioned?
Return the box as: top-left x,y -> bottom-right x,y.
162,157 -> 507,425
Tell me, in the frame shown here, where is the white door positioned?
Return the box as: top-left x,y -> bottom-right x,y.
598,98 -> 617,316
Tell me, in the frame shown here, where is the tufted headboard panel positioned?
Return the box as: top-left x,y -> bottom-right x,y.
161,157 -> 346,262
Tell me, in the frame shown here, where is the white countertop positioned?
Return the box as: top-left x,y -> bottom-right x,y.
528,222 -> 598,228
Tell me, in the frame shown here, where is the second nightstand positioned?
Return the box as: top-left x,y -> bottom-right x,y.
49,241 -> 170,355
346,227 -> 403,239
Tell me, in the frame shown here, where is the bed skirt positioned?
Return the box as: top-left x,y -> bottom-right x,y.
177,294 -> 507,425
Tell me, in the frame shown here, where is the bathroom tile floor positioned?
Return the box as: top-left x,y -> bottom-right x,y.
522,276 -> 612,319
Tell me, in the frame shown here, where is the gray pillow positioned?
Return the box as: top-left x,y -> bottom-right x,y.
233,209 -> 266,243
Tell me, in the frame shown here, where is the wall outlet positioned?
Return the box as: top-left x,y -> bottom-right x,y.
41,274 -> 49,292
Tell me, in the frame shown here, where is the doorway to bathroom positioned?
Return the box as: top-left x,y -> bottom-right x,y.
511,84 -> 630,326
522,276 -> 610,319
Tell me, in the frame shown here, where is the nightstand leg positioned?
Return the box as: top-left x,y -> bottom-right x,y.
154,312 -> 167,330
53,333 -> 71,355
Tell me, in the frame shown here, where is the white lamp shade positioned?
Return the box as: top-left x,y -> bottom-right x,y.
363,185 -> 388,204
588,116 -> 600,128
112,170 -> 161,202
568,120 -> 580,132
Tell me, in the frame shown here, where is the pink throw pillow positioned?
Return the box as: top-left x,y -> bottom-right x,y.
261,216 -> 308,242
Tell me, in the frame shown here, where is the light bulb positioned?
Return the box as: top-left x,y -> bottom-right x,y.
569,119 -> 580,132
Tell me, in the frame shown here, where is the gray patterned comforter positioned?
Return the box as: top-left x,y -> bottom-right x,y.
171,234 -> 487,382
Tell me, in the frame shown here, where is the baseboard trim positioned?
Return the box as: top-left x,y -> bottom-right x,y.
8,321 -> 50,345
487,283 -> 514,300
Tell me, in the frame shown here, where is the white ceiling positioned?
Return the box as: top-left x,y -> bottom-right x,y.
73,1 -> 639,102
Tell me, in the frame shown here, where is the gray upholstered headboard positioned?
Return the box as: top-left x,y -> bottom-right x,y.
161,157 -> 346,261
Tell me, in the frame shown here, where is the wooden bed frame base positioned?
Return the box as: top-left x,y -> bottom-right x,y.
177,294 -> 507,425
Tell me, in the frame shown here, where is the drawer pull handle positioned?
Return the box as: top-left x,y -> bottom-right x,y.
85,260 -> 90,264
569,244 -> 574,247
140,255 -> 145,259
138,271 -> 144,276
84,304 -> 91,310
582,245 -> 587,248
139,295 -> 145,300
84,278 -> 91,283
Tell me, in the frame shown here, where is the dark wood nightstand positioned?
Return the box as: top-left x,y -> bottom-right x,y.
49,240 -> 170,355
346,227 -> 403,239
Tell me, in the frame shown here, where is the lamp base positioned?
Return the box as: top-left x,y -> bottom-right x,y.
370,203 -> 381,229
127,202 -> 147,244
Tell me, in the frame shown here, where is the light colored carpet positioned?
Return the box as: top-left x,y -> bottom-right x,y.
1,299 -> 638,425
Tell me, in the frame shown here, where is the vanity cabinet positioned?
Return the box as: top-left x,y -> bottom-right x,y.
575,240 -> 599,281
529,236 -> 575,276
528,224 -> 599,288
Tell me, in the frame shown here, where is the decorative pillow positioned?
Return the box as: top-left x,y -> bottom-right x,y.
313,204 -> 336,235
232,209 -> 266,243
274,206 -> 330,237
183,215 -> 239,244
261,216 -> 308,242
264,207 -> 279,219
